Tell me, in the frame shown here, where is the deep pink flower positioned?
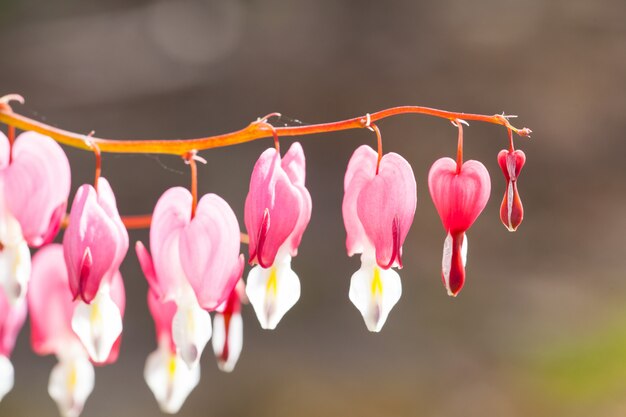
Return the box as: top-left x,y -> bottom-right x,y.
244,142 -> 311,329
0,286 -> 27,401
212,280 -> 244,373
136,187 -> 243,368
342,145 -> 417,332
144,289 -> 199,414
498,149 -> 526,231
64,177 -> 128,304
0,131 -> 71,247
428,157 -> 491,296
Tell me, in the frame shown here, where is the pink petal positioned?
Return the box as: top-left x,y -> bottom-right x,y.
342,145 -> 378,256
3,132 -> 71,247
0,132 -> 8,169
356,152 -> 417,269
280,143 -> 312,257
135,241 -> 162,300
180,194 -> 244,311
498,150 -> 525,231
147,289 -> 177,353
428,157 -> 491,233
244,148 -> 301,267
0,290 -> 26,358
63,178 -> 128,303
150,187 -> 193,301
28,244 -> 77,356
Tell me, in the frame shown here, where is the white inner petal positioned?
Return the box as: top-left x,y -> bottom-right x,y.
172,285 -> 212,369
0,355 -> 14,403
246,249 -> 300,330
48,354 -> 94,417
441,232 -> 453,293
461,233 -> 468,267
507,181 -> 514,228
212,312 -> 243,373
348,253 -> 402,332
71,284 -> 123,364
144,345 -> 200,414
0,221 -> 31,305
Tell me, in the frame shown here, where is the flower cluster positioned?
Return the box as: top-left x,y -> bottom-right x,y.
0,109 -> 527,415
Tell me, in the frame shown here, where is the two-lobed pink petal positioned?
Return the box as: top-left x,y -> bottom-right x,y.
245,143 -> 311,267
1,132 -> 71,247
63,178 -> 129,303
343,145 -> 417,269
428,157 -> 491,233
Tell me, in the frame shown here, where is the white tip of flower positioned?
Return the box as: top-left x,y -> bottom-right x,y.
144,346 -> 200,414
349,259 -> 402,332
246,255 -> 300,330
172,293 -> 212,369
71,285 -> 122,363
0,355 -> 14,403
48,355 -> 95,417
212,312 -> 243,373
0,236 -> 31,304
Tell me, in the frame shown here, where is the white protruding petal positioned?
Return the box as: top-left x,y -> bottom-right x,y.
442,232 -> 453,293
172,288 -> 212,369
71,284 -> 122,363
461,233 -> 468,267
0,234 -> 31,304
48,355 -> 95,417
246,252 -> 300,330
349,255 -> 402,332
212,312 -> 243,373
144,345 -> 200,414
0,355 -> 14,402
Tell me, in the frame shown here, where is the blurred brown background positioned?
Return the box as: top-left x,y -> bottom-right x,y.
1,0 -> 626,416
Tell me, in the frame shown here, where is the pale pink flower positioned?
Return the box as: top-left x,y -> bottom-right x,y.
343,145 -> 417,332
244,142 -> 311,329
0,287 -> 27,402
136,187 -> 243,368
498,149 -> 526,231
428,157 -> 491,296
212,280 -> 244,373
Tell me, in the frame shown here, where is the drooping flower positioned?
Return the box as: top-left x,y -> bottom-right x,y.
0,288 -> 27,402
244,142 -> 311,330
342,145 -> 417,332
0,130 -> 70,303
28,244 -> 100,417
498,149 -> 526,231
144,290 -> 199,414
428,157 -> 491,297
212,279 -> 244,372
136,187 -> 243,368
63,178 -> 128,363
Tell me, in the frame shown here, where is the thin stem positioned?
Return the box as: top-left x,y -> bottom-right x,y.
0,105 -> 531,156
88,138 -> 102,191
455,120 -> 463,174
7,125 -> 15,163
368,123 -> 383,174
184,151 -> 198,219
507,127 -> 514,152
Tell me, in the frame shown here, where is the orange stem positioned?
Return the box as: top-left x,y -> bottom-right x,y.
183,151 -> 198,219
0,106 -> 531,156
369,123 -> 383,174
455,120 -> 463,174
7,125 -> 15,163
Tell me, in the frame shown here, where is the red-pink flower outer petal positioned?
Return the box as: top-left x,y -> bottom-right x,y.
1,132 -> 71,247
245,143 -> 308,267
63,178 -> 129,303
428,157 -> 491,233
0,289 -> 27,358
180,193 -> 244,311
147,289 -> 177,353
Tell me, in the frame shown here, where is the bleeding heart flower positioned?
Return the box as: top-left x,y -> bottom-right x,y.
0,287 -> 27,403
0,131 -> 71,247
212,279 -> 244,373
343,145 -> 417,332
136,187 -> 243,368
498,149 -> 526,231
63,178 -> 127,363
144,290 -> 199,414
244,142 -> 311,330
428,157 -> 491,296
28,244 -> 98,417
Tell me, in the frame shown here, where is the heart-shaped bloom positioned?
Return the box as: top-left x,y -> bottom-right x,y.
136,187 -> 243,368
29,244 -> 101,417
498,149 -> 526,231
63,177 -> 128,363
212,280 -> 244,373
0,287 -> 27,403
244,142 -> 311,330
343,145 -> 417,332
428,157 -> 491,296
144,290 -> 200,414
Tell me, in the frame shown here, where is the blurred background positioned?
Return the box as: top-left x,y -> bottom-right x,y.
1,0 -> 626,416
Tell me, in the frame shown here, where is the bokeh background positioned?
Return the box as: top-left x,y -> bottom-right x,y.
1,0 -> 626,416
